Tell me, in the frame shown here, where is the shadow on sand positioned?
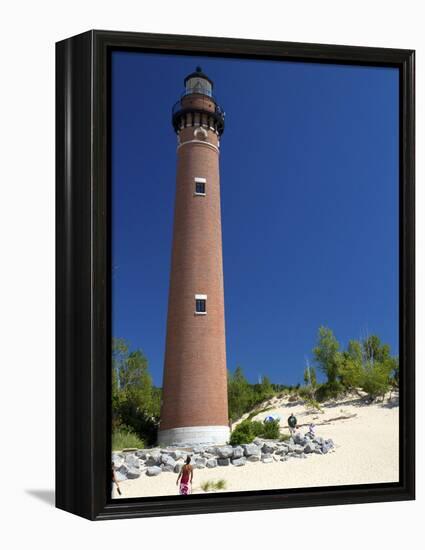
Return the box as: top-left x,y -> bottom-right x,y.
379,397 -> 399,409
26,489 -> 55,507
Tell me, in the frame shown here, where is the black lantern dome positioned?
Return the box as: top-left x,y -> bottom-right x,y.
183,66 -> 213,97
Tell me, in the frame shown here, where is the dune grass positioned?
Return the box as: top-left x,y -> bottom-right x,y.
112,427 -> 145,451
201,479 -> 227,492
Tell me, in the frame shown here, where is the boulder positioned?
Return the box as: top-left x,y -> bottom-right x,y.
117,463 -> 129,476
204,446 -> 217,455
261,456 -> 273,464
247,455 -> 260,462
232,446 -> 244,459
126,467 -> 142,479
161,463 -> 175,472
174,463 -> 182,473
304,442 -> 316,454
217,458 -> 230,466
161,454 -> 176,468
274,447 -> 288,456
112,452 -> 124,467
206,458 -> 218,468
169,450 -> 183,460
114,470 -> 127,482
194,457 -> 207,469
262,443 -> 276,454
294,445 -> 304,454
136,451 -> 148,460
243,444 -> 261,457
294,433 -> 307,445
125,454 -> 140,469
112,458 -> 124,469
192,445 -> 204,454
145,452 -> 161,466
232,457 -> 247,467
146,466 -> 162,476
203,452 -> 215,460
216,445 -> 234,459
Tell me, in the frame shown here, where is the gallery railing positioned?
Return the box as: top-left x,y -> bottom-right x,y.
172,93 -> 225,134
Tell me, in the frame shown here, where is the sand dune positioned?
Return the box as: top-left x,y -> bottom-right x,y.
113,394 -> 399,499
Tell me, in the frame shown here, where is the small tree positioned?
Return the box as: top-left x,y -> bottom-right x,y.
111,339 -> 160,445
258,375 -> 274,401
313,326 -> 342,384
339,356 -> 364,391
227,366 -> 254,420
361,361 -> 393,400
303,359 -> 317,400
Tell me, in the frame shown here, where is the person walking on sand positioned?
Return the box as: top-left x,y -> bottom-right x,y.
111,463 -> 122,496
176,456 -> 193,495
287,413 -> 297,437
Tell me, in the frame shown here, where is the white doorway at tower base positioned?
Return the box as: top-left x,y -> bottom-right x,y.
158,425 -> 230,446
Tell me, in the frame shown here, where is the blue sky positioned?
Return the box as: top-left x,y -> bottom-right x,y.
111,51 -> 399,386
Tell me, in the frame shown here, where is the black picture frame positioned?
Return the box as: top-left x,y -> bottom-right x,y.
56,30 -> 415,521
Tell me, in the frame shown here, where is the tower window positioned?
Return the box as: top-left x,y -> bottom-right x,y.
195,181 -> 205,195
194,177 -> 206,196
195,294 -> 207,314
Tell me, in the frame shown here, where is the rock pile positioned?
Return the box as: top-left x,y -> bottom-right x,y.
112,433 -> 335,481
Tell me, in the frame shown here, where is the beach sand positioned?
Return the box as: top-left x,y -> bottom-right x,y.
112,394 -> 399,499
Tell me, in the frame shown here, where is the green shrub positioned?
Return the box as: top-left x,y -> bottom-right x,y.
280,433 -> 290,442
112,426 -> 145,451
229,421 -> 256,445
250,420 -> 266,436
316,381 -> 344,402
260,419 -> 280,439
229,419 -> 280,444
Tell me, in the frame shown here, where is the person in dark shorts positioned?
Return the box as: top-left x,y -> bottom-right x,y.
287,413 -> 297,437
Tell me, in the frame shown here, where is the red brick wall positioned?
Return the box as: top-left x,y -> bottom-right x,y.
159,124 -> 228,431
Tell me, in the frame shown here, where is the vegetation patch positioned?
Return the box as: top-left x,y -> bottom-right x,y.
201,479 -> 227,492
112,338 -> 161,446
311,328 -> 398,402
112,426 -> 145,451
230,419 -> 280,445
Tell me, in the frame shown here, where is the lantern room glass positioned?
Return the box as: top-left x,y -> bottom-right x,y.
185,77 -> 212,97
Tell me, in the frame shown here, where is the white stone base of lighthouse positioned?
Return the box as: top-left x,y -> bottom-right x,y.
158,425 -> 230,447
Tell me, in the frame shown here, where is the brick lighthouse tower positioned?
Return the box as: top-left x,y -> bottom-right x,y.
158,68 -> 229,446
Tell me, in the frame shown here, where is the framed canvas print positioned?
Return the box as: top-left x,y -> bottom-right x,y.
56,30 -> 415,520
